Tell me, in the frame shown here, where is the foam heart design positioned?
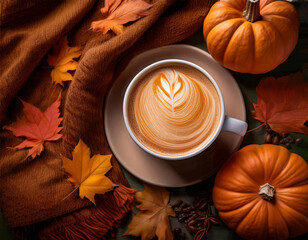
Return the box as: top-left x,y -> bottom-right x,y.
132,66 -> 221,156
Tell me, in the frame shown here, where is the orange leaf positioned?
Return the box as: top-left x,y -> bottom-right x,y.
252,73 -> 308,134
3,95 -> 63,159
47,37 -> 82,86
91,0 -> 153,35
62,139 -> 116,204
124,183 -> 175,240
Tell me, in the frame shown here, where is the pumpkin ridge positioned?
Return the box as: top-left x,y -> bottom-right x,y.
253,143 -> 267,183
265,145 -> 281,183
255,21 -> 283,73
261,145 -> 285,183
235,199 -> 266,238
203,3 -> 243,38
203,0 -> 299,74
215,185 -> 258,194
264,201 -> 269,240
260,16 -> 295,63
261,14 -> 294,41
224,147 -> 267,188
261,1 -> 298,19
219,198 -> 261,229
275,168 -> 308,188
216,161 -> 259,191
223,22 -> 256,73
222,21 -> 246,66
250,23 -> 280,73
214,185 -> 258,196
237,151 -> 266,186
214,190 -> 260,213
207,18 -> 245,64
250,23 -> 256,73
270,199 -> 291,238
267,146 -> 291,187
266,198 -> 290,239
276,187 -> 308,233
281,179 -> 308,187
220,200 -> 260,218
276,193 -> 308,220
273,150 -> 304,188
262,13 -> 294,20
213,144 -> 308,239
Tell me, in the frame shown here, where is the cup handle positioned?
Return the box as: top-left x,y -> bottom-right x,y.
222,116 -> 248,136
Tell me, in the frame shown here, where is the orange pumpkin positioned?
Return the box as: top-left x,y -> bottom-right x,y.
203,0 -> 300,74
213,144 -> 308,240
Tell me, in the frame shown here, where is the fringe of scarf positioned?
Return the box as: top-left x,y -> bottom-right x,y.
39,185 -> 136,240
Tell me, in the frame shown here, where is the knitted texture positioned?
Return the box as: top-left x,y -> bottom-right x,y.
0,0 -> 215,238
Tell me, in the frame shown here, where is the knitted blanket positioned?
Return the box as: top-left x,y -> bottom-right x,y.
0,0 -> 215,238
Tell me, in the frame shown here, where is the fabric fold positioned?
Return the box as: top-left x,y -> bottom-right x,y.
0,0 -> 216,239
0,0 -> 96,122
39,185 -> 136,240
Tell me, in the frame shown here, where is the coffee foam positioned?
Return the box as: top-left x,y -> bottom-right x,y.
127,64 -> 222,157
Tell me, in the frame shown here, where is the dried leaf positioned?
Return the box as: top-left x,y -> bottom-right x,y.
252,73 -> 308,134
3,95 -> 63,159
124,183 -> 175,240
47,37 -> 82,86
91,0 -> 153,35
62,139 -> 116,204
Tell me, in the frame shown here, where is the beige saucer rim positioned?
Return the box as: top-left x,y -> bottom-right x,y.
104,44 -> 246,187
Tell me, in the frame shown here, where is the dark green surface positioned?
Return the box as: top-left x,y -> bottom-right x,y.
115,23 -> 308,239
0,212 -> 14,240
1,3 -> 308,240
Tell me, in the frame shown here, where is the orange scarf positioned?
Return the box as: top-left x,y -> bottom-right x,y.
0,0 -> 215,238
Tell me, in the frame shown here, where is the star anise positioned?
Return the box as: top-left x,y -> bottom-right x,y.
194,206 -> 220,240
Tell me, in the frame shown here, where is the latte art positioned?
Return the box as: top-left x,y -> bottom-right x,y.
128,65 -> 221,156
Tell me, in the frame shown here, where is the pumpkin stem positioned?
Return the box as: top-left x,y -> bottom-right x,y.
243,0 -> 261,23
259,183 -> 275,201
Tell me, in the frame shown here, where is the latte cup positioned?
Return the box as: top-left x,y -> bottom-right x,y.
123,59 -> 247,160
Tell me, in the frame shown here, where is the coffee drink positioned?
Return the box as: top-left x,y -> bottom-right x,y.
126,64 -> 222,157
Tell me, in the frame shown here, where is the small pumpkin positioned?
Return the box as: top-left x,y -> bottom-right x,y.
213,144 -> 308,240
203,0 -> 300,74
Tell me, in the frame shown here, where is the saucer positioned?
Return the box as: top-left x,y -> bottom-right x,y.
104,44 -> 246,187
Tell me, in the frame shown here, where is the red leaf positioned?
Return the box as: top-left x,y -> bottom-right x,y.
252,73 -> 308,134
91,0 -> 153,35
3,95 -> 63,158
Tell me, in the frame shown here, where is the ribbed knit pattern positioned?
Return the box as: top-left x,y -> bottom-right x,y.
0,0 -> 215,238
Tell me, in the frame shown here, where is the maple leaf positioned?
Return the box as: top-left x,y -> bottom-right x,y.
3,95 -> 63,159
91,0 -> 153,35
124,183 -> 175,240
62,139 -> 116,205
47,36 -> 82,86
252,72 -> 308,134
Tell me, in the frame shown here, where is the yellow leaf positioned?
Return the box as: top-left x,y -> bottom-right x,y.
47,37 -> 82,86
62,139 -> 116,204
124,183 -> 175,240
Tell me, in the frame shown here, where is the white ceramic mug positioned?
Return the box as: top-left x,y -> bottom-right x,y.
123,59 -> 247,160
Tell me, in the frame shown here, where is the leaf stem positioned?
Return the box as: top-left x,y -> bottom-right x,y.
247,122 -> 265,133
61,185 -> 80,201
